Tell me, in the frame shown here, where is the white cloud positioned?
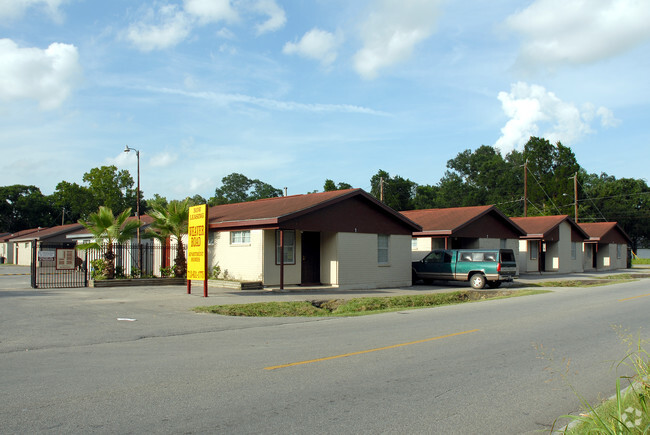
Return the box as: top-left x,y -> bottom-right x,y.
126,4 -> 193,52
251,0 -> 286,34
183,0 -> 238,24
0,0 -> 66,22
494,82 -> 619,153
283,28 -> 341,66
353,0 -> 442,79
150,152 -> 177,167
506,0 -> 650,70
147,86 -> 388,115
0,38 -> 81,109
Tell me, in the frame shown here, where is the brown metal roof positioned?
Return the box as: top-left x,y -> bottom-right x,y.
0,227 -> 49,242
400,205 -> 526,237
208,188 -> 421,232
66,215 -> 155,238
511,215 -> 589,240
10,223 -> 84,242
578,222 -> 632,244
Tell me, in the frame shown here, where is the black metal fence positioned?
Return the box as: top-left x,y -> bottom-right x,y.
31,241 -> 187,289
31,241 -> 88,289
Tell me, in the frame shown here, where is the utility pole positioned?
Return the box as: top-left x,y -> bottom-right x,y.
380,177 -> 384,202
574,172 -> 578,223
523,159 -> 528,217
61,207 -> 65,226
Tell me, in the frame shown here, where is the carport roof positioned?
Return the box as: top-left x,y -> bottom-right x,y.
511,215 -> 589,240
0,227 -> 48,242
578,222 -> 632,244
11,223 -> 84,242
400,205 -> 526,236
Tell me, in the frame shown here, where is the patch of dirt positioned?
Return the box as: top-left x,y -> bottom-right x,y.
462,290 -> 517,300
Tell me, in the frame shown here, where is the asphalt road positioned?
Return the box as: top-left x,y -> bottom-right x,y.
1,266 -> 649,434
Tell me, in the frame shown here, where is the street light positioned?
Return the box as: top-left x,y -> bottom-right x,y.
124,145 -> 141,269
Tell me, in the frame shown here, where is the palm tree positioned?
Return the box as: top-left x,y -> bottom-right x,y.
78,206 -> 142,279
144,199 -> 189,277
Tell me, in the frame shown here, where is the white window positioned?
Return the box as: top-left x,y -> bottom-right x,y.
411,238 -> 418,249
378,234 -> 389,264
230,231 -> 250,245
571,242 -> 577,260
617,244 -> 622,259
275,230 -> 296,265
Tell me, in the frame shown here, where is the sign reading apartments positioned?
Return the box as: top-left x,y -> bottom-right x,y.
187,204 -> 207,281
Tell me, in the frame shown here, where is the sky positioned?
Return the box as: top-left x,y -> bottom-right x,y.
1,0 -> 649,202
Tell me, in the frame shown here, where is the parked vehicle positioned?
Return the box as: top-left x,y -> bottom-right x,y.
412,249 -> 518,289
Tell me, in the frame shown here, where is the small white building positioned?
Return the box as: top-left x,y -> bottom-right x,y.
206,189 -> 421,290
578,222 -> 631,270
401,205 -> 526,261
511,215 -> 588,273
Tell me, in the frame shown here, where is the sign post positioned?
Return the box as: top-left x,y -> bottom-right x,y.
187,204 -> 208,297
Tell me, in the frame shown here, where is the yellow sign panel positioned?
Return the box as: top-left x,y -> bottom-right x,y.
187,204 -> 207,280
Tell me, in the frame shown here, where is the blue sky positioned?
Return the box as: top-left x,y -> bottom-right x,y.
1,0 -> 649,201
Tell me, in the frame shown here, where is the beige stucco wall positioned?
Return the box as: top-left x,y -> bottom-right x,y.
15,241 -> 33,266
208,230 -> 264,282
320,232 -> 338,286
594,243 -> 627,270
518,240 -> 539,273
337,233 -> 412,290
518,222 -> 584,274
262,230 -> 301,286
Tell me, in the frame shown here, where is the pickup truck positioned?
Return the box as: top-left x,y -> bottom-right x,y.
412,248 -> 518,289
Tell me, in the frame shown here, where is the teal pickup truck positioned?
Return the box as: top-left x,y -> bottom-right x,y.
412,248 -> 518,289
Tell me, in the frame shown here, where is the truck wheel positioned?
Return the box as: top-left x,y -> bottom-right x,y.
487,280 -> 502,288
470,273 -> 486,289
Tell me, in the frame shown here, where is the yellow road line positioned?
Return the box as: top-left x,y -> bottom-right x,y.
265,329 -> 480,371
619,293 -> 650,302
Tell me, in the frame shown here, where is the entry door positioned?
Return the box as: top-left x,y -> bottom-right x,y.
301,232 -> 321,285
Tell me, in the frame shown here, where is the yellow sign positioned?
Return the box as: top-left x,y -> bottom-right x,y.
187,204 -> 207,280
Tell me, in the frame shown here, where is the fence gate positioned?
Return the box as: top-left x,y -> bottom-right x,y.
31,241 -> 88,289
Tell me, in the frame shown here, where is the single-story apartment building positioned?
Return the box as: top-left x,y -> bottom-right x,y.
206,188 -> 421,290
511,215 -> 589,273
1,227 -> 48,264
578,222 -> 631,270
10,224 -> 84,266
400,205 -> 526,260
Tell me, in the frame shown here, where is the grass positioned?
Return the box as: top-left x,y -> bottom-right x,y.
193,289 -> 548,317
557,335 -> 650,434
632,258 -> 650,265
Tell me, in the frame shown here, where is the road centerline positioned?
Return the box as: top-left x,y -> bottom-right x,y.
264,328 -> 480,370
618,293 -> 650,302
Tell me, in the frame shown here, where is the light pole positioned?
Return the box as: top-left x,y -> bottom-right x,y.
124,145 -> 141,270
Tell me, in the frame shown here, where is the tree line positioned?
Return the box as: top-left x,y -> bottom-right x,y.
1,137 -> 648,248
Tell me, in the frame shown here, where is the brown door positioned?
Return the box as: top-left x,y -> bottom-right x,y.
301,232 -> 320,285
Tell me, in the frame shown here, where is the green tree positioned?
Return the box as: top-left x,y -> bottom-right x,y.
146,194 -> 168,211
77,207 -> 142,279
370,170 -> 417,211
324,179 -> 353,191
82,165 -> 138,213
50,181 -> 96,224
516,137 -> 580,216
144,199 -> 190,277
210,173 -> 282,205
0,185 -> 54,232
580,173 -> 650,250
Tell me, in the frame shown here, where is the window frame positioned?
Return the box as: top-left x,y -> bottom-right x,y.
378,234 -> 390,265
230,230 -> 251,246
275,230 -> 296,265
